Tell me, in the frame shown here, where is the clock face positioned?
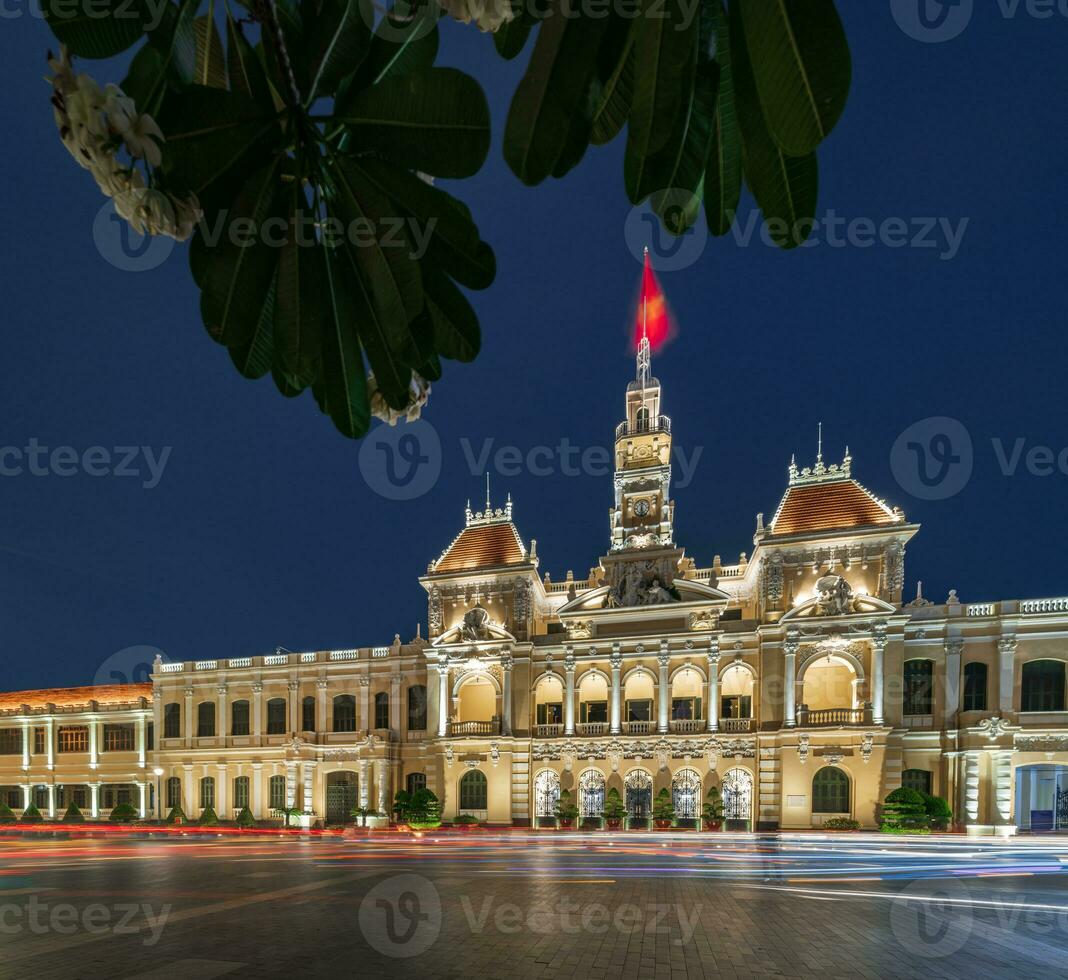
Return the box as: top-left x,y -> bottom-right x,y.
634,499 -> 650,517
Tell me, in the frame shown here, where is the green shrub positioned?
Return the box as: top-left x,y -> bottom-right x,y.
198,806 -> 219,827
702,787 -> 724,823
392,789 -> 412,822
602,788 -> 626,821
653,788 -> 674,822
554,789 -> 579,822
822,817 -> 861,831
0,802 -> 16,824
453,814 -> 480,826
109,802 -> 138,823
407,789 -> 442,829
881,787 -> 930,832
164,804 -> 186,825
922,793 -> 953,830
61,802 -> 85,823
235,806 -> 255,828
20,803 -> 43,824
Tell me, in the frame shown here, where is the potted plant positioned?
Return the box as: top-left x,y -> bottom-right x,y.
235,806 -> 256,828
653,788 -> 675,830
110,802 -> 138,823
554,789 -> 579,829
702,787 -> 724,831
61,802 -> 85,824
602,788 -> 626,830
272,805 -> 301,828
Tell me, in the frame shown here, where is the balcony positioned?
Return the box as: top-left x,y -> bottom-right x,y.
576,722 -> 609,736
623,720 -> 656,735
720,718 -> 753,733
447,720 -> 500,737
798,706 -> 870,727
670,719 -> 705,734
534,724 -> 564,738
616,416 -> 671,439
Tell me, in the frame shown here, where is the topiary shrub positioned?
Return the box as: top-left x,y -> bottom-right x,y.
20,803 -> 43,824
62,802 -> 86,823
164,804 -> 186,825
109,802 -> 138,823
822,817 -> 861,831
198,806 -> 219,827
235,806 -> 255,828
407,789 -> 442,830
653,787 -> 675,826
0,802 -> 16,824
881,788 -> 931,833
922,793 -> 953,831
453,814 -> 480,826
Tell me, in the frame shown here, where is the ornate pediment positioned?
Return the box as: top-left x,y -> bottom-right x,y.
781,581 -> 896,622
432,604 -> 516,647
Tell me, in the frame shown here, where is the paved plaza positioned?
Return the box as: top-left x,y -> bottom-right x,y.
2,831 -> 1068,978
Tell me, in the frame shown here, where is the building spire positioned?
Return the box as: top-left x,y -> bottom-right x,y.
485,472 -> 491,510
636,249 -> 652,386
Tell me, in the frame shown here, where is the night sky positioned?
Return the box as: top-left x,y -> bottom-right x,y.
2,4 -> 1067,691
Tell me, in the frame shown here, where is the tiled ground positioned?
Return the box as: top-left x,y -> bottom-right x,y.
2,832 -> 1068,978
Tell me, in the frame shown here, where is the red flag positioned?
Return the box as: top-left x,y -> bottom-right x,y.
634,249 -> 672,351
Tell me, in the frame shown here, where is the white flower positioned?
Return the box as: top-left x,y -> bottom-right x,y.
122,113 -> 164,167
103,83 -> 136,135
435,0 -> 514,32
368,373 -> 431,426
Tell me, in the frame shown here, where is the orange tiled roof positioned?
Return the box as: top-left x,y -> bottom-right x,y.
770,479 -> 898,536
0,683 -> 151,710
433,522 -> 527,573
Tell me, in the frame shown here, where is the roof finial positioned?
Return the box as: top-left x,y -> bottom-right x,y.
817,421 -> 823,464
485,472 -> 491,511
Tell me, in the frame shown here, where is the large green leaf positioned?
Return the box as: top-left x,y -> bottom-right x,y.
148,0 -> 199,87
199,159 -> 287,347
503,0 -> 612,185
494,1 -> 535,60
590,22 -> 635,147
738,0 -> 851,156
336,67 -> 489,178
230,272 -> 277,379
274,188 -> 324,380
730,0 -> 817,250
349,8 -> 439,89
421,267 -> 480,363
194,13 -> 228,89
225,13 -> 273,109
303,0 -> 373,104
43,0 -> 147,59
704,0 -> 741,237
319,245 -> 371,438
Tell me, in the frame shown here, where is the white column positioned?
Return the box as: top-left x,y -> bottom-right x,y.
138,781 -> 147,819
152,690 -> 163,746
252,682 -> 264,741
303,761 -> 316,816
137,715 -> 146,769
289,681 -> 300,734
998,638 -> 1017,714
610,648 -> 622,735
45,717 -> 54,770
657,646 -> 670,734
217,685 -> 229,742
376,759 -> 388,815
183,687 -> 194,748
317,680 -> 328,734
47,784 -> 56,819
784,635 -> 798,728
944,639 -> 963,726
285,763 -> 297,810
252,764 -> 264,818
21,721 -> 30,770
872,628 -> 887,726
964,751 -> 981,827
437,663 -> 449,737
501,656 -> 513,736
707,643 -> 721,733
564,653 -> 576,736
89,715 -> 99,769
217,765 -> 228,817
390,675 -> 402,734
359,760 -> 370,808
994,750 -> 1014,832
183,765 -> 194,813
21,785 -> 31,811
360,676 -> 371,733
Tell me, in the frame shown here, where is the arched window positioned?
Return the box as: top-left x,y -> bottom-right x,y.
269,775 -> 286,810
200,776 -> 215,809
166,776 -> 181,809
374,692 -> 390,730
962,662 -> 987,712
333,695 -> 356,733
197,701 -> 216,737
1022,660 -> 1066,712
534,770 -> 561,818
406,772 -> 426,795
812,767 -> 850,814
408,686 -> 427,731
902,769 -> 932,794
903,660 -> 933,716
266,698 -> 287,735
459,770 -> 487,811
163,703 -> 181,739
578,769 -> 605,818
636,407 -> 650,432
233,776 -> 250,810
302,696 -> 316,732
672,768 -> 703,820
231,700 -> 250,736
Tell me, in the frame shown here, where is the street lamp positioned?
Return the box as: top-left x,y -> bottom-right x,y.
153,767 -> 164,821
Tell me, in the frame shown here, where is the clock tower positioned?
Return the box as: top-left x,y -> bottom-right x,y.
609,322 -> 675,551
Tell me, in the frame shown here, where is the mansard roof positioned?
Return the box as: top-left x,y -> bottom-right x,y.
768,450 -> 902,538
429,496 -> 529,575
0,683 -> 151,710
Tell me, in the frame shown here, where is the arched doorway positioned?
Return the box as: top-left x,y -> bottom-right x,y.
577,769 -> 605,820
672,768 -> 702,825
326,770 -> 358,824
722,768 -> 753,829
812,766 -> 851,820
534,770 -> 560,824
624,769 -> 652,822
1016,764 -> 1068,832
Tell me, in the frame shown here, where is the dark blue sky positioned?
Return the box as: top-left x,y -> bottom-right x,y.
3,4 -> 1067,691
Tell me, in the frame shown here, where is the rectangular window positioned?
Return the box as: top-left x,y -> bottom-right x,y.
103,724 -> 134,752
1022,661 -> 1067,712
57,727 -> 89,753
147,723 -> 154,751
266,699 -> 287,735
166,778 -> 181,809
35,787 -> 48,809
269,775 -> 286,810
231,701 -> 250,737
962,663 -> 987,712
536,703 -> 563,725
580,701 -> 608,724
902,769 -> 933,794
200,778 -> 215,809
626,699 -> 652,722
721,695 -> 752,720
0,729 -> 22,755
671,698 -> 702,721
903,661 -> 934,716
163,703 -> 181,739
234,777 -> 250,810
375,695 -> 390,730
33,728 -> 45,755
302,698 -> 316,733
